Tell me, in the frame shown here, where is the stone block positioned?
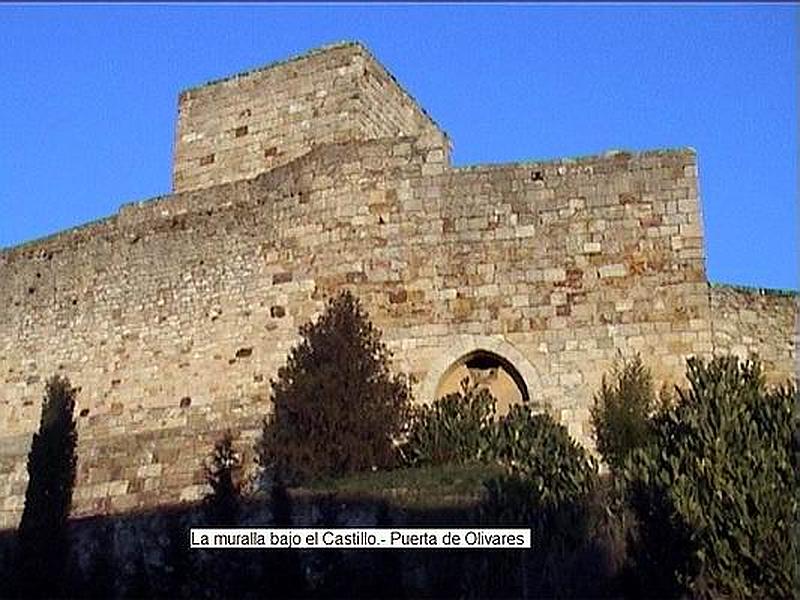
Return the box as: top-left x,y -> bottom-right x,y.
179,484 -> 207,502
598,264 -> 627,278
137,463 -> 163,478
543,268 -> 566,282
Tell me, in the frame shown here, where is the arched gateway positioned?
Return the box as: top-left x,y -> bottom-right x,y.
419,335 -> 542,414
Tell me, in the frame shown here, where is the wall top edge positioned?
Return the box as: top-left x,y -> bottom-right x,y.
177,40 -> 449,144
1,214 -> 118,258
453,147 -> 697,174
1,141 -> 696,257
178,40 -> 363,96
709,282 -> 799,297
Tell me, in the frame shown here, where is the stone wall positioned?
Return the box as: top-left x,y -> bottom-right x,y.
710,285 -> 798,384
172,42 -> 446,193
0,492 -> 529,599
0,42 -> 795,530
0,140 -> 711,529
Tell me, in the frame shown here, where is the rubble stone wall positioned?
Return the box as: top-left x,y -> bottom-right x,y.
710,285 -> 798,384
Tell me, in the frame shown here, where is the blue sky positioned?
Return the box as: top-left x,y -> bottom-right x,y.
0,5 -> 796,290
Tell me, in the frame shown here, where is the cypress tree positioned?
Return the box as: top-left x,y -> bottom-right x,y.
17,375 -> 79,598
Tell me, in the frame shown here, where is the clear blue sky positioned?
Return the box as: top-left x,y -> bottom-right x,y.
1,5 -> 796,290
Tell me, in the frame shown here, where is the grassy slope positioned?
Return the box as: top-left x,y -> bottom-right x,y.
300,462 -> 505,510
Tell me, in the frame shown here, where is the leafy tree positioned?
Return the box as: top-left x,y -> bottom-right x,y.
403,378 -> 496,467
202,431 -> 244,598
590,354 -> 657,472
256,290 -> 412,484
17,375 -> 78,598
490,405 -> 598,501
623,356 -> 799,598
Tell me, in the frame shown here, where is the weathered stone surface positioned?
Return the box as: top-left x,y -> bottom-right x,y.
0,42 -> 795,530
710,285 -> 797,384
173,42 -> 447,193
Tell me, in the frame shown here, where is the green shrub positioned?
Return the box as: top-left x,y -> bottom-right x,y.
491,405 -> 597,501
256,290 -> 412,484
203,430 -> 242,527
402,378 -> 496,466
404,386 -> 597,512
477,408 -> 598,598
590,354 -> 657,473
623,356 -> 799,598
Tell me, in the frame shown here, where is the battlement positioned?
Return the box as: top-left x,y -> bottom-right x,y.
172,41 -> 448,193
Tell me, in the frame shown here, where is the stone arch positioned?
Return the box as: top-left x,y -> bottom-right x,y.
419,335 -> 541,413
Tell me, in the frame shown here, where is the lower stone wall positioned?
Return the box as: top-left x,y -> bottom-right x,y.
1,491 -> 582,599
710,285 -> 798,385
1,401 -> 264,530
2,282 -> 797,530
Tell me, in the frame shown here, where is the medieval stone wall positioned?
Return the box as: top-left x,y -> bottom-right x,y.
710,285 -> 798,384
0,43 -> 795,530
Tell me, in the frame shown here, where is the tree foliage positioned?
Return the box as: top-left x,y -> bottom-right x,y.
491,405 -> 597,505
590,354 -> 657,473
403,378 -> 496,466
622,356 -> 799,598
404,380 -> 599,503
203,430 -> 242,527
17,375 -> 79,598
201,431 -> 245,598
256,290 -> 412,483
477,407 -> 598,599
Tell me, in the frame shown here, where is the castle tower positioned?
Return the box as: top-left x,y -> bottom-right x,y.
172,42 -> 448,192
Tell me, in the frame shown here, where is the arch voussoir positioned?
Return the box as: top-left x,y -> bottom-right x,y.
418,335 -> 541,407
